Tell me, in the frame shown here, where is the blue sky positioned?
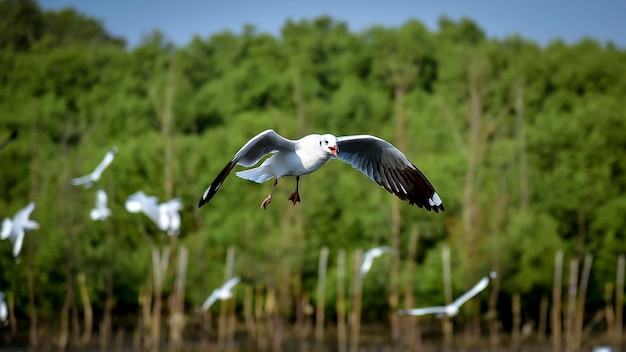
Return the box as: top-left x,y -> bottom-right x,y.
40,0 -> 626,48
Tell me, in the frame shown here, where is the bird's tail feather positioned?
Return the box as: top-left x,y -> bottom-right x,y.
235,167 -> 274,183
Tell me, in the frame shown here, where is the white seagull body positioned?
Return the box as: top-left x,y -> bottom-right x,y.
201,276 -> 241,311
1,202 -> 39,258
361,246 -> 395,277
198,129 -> 444,211
398,272 -> 497,317
125,191 -> 182,235
0,292 -> 7,325
158,199 -> 183,236
71,147 -> 118,188
90,189 -> 112,221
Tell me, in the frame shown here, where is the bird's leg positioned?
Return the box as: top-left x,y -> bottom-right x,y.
261,179 -> 278,210
288,176 -> 301,205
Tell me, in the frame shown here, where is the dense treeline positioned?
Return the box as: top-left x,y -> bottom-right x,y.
1,0 -> 626,347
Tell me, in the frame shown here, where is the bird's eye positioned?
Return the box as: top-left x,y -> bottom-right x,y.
319,141 -> 322,146
324,140 -> 329,145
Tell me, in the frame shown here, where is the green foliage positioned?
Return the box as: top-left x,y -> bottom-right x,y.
1,0 -> 625,330
496,211 -> 564,293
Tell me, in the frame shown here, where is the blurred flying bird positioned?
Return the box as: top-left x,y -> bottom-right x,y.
0,292 -> 7,325
0,129 -> 18,151
360,246 -> 395,277
199,129 -> 443,211
125,191 -> 182,235
1,202 -> 39,259
201,276 -> 241,311
90,188 -> 112,221
398,271 -> 497,317
592,346 -> 615,352
71,146 -> 118,188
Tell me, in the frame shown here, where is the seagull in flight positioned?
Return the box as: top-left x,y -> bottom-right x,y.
1,202 -> 39,259
125,191 -> 182,236
0,292 -> 7,325
360,246 -> 395,277
198,129 -> 444,211
71,147 -> 118,188
201,276 -> 241,311
398,272 -> 497,317
90,188 -> 112,221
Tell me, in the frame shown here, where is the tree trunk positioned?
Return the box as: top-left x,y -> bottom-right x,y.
574,254 -> 593,349
78,273 -> 93,347
565,259 -> 579,352
615,254 -> 625,349
388,84 -> 406,343
151,246 -> 171,352
604,283 -> 615,341
552,250 -> 564,352
7,292 -> 17,337
442,245 -> 453,350
217,246 -> 236,351
349,249 -> 363,352
515,79 -> 529,211
100,248 -> 114,350
538,295 -> 549,342
401,225 -> 422,350
315,246 -> 329,350
168,246 -> 188,351
511,293 -> 521,350
337,249 -> 347,352
243,285 -> 256,350
27,113 -> 39,349
59,127 -> 78,351
489,162 -> 508,349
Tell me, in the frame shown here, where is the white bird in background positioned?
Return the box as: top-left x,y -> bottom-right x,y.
201,276 -> 241,311
398,272 -> 497,317
592,346 -> 615,352
125,191 -> 182,236
71,146 -> 118,188
0,292 -> 7,325
90,188 -> 112,221
198,129 -> 444,212
1,202 -> 39,259
360,246 -> 395,277
158,199 -> 183,236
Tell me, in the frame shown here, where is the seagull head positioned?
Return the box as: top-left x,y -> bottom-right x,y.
319,134 -> 338,157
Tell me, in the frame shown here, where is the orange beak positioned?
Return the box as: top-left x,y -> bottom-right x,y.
329,146 -> 338,157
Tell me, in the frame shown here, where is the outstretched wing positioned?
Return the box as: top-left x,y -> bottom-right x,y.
11,229 -> 25,258
222,276 -> 241,291
14,202 -> 35,227
198,130 -> 295,207
451,274 -> 492,309
336,135 -> 444,212
91,147 -> 117,180
125,191 -> 161,227
1,218 -> 12,240
398,306 -> 448,316
359,254 -> 375,276
71,174 -> 93,187
201,292 -> 218,311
